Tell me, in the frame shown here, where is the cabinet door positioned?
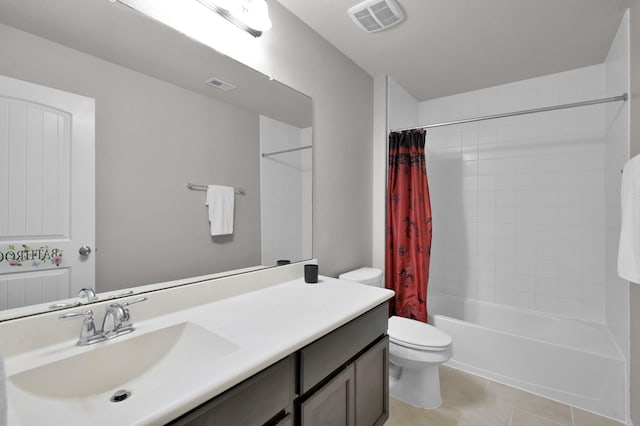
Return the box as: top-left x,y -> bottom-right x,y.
355,336 -> 389,426
274,413 -> 292,426
300,365 -> 355,426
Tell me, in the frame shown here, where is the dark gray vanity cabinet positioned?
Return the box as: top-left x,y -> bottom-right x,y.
298,337 -> 389,426
168,355 -> 296,426
354,337 -> 389,426
168,303 -> 389,426
298,304 -> 389,426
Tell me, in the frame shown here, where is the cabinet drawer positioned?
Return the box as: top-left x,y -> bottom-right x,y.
169,355 -> 295,426
299,303 -> 387,394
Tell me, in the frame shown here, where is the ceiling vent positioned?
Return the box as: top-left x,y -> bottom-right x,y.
205,77 -> 237,92
348,0 -> 404,33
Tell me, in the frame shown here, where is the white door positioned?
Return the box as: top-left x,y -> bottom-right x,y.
0,75 -> 95,310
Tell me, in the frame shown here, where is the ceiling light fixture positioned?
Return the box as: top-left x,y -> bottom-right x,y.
196,0 -> 272,37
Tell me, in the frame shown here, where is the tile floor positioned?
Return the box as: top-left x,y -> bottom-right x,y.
386,366 -> 624,426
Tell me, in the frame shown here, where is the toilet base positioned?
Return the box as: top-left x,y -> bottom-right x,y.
389,362 -> 443,409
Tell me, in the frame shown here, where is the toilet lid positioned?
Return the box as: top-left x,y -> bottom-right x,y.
388,316 -> 452,350
338,267 -> 383,285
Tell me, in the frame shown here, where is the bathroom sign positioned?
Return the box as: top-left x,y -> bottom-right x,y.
0,244 -> 64,272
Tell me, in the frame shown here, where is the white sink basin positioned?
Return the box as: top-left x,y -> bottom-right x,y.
8,322 -> 240,424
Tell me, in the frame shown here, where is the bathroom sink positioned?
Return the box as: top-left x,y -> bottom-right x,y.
8,322 -> 240,424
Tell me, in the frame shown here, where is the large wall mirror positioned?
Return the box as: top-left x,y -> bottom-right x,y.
0,0 -> 313,321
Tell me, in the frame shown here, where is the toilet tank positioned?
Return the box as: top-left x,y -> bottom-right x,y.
338,267 -> 383,287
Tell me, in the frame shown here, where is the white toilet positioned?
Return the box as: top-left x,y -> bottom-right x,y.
339,267 -> 453,409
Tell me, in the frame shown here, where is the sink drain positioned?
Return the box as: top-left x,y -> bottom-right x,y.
110,389 -> 131,403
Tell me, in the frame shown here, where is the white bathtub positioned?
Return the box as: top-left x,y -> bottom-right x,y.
428,293 -> 626,421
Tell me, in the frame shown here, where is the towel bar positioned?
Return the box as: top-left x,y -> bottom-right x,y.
186,182 -> 245,195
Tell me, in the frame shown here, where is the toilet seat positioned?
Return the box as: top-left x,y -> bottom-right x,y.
388,316 -> 452,351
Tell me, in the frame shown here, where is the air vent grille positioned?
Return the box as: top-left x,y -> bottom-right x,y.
370,1 -> 399,26
348,0 -> 404,33
205,78 -> 237,92
354,9 -> 382,32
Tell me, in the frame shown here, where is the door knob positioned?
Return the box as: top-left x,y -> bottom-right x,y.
78,246 -> 92,256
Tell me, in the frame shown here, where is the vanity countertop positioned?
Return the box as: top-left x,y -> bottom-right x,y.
5,275 -> 394,425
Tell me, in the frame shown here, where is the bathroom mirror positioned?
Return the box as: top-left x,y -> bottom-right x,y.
0,0 -> 313,320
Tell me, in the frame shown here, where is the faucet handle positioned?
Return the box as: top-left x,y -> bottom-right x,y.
120,297 -> 147,329
59,310 -> 94,320
123,297 -> 147,307
59,310 -> 103,346
78,288 -> 98,303
49,301 -> 82,310
106,290 -> 134,300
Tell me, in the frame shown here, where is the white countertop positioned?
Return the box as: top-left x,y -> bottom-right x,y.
5,275 -> 394,425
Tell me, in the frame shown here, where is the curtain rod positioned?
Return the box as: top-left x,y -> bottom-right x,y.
262,145 -> 312,158
389,93 -> 628,133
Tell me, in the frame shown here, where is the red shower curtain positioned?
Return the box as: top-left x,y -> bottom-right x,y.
385,130 -> 432,323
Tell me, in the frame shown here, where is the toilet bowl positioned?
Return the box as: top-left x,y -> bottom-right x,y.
338,267 -> 453,409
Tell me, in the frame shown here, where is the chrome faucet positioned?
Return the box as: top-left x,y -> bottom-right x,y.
59,297 -> 147,346
78,288 -> 98,303
102,297 -> 147,339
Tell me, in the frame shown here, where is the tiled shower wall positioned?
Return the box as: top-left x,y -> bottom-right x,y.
421,65 -> 607,322
260,115 -> 312,266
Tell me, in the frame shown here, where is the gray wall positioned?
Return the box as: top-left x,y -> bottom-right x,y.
0,23 -> 261,291
631,1 -> 640,423
230,2 -> 375,277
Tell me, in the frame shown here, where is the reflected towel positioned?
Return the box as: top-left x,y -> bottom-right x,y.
206,185 -> 234,236
618,155 -> 640,284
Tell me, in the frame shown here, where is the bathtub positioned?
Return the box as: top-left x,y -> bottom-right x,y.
428,293 -> 626,421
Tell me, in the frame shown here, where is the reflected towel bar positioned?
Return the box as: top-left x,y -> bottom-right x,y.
186,182 -> 245,195
262,145 -> 312,158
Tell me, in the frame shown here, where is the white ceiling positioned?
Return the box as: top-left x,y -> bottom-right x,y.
277,0 -> 630,101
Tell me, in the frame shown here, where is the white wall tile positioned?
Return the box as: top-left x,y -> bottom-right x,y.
419,64 -> 607,320
478,285 -> 495,302
558,298 -> 582,318
582,301 -> 605,323
495,288 -> 516,305
515,274 -> 535,292
535,294 -> 559,314
515,291 -> 536,309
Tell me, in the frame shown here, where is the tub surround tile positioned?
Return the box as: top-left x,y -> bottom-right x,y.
421,65 -> 607,322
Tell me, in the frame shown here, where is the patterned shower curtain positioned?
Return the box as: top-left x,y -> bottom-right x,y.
385,130 -> 432,323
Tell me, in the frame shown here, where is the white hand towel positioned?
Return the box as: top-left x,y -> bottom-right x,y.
618,155 -> 640,284
206,185 -> 235,236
